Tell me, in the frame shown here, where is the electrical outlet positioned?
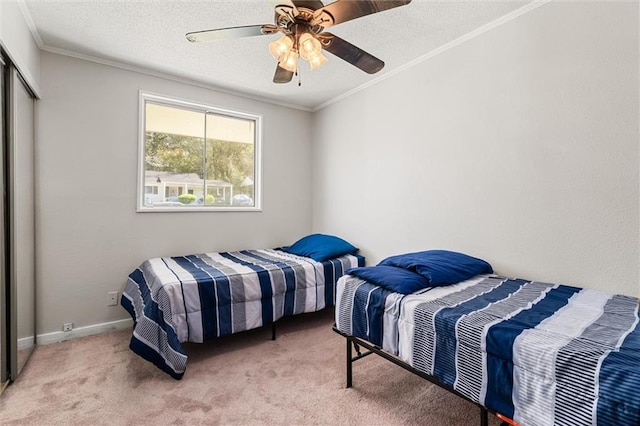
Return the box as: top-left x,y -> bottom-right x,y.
107,291 -> 118,306
63,323 -> 73,332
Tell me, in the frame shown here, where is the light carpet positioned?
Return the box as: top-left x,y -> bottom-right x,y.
0,310 -> 502,425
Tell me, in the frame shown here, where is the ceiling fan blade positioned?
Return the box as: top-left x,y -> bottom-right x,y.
186,24 -> 278,43
273,64 -> 294,84
320,33 -> 384,74
291,0 -> 324,10
315,0 -> 411,27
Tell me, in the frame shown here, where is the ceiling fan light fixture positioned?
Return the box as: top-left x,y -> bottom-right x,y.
279,49 -> 299,73
268,35 -> 294,61
186,0 -> 413,84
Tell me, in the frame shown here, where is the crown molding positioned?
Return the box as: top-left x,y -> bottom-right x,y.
41,45 -> 314,112
16,0 -> 44,49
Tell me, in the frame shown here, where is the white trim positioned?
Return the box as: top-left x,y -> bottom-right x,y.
40,45 -> 313,112
312,0 -> 552,111
17,335 -> 35,351
16,0 -> 44,49
137,90 -> 146,213
37,318 -> 133,346
137,91 -> 263,213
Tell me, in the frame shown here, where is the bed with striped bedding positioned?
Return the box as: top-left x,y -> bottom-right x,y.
335,274 -> 640,425
122,248 -> 364,379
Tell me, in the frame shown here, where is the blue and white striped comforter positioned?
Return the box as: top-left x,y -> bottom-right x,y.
122,249 -> 363,379
335,274 -> 640,426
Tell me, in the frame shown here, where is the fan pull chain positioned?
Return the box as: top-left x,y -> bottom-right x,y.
297,68 -> 301,87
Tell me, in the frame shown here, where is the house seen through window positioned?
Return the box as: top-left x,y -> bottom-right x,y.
138,93 -> 261,211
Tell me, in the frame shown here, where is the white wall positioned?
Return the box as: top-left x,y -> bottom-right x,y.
312,1 -> 639,297
0,0 -> 41,95
36,52 -> 313,334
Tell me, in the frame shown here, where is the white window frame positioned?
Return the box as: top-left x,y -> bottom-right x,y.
137,91 -> 262,212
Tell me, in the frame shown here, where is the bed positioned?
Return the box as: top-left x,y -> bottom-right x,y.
334,250 -> 640,426
121,234 -> 364,379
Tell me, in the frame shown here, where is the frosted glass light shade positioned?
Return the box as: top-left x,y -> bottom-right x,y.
298,33 -> 322,61
268,35 -> 293,61
280,50 -> 299,72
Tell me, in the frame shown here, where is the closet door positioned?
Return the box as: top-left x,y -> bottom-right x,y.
8,66 -> 35,378
0,58 -> 7,389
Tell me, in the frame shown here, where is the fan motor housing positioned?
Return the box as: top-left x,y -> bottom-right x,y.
275,6 -> 325,34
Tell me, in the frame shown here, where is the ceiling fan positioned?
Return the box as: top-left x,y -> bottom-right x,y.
186,0 -> 412,84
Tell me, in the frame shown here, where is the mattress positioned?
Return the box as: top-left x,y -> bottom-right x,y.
335,274 -> 640,426
122,248 -> 364,379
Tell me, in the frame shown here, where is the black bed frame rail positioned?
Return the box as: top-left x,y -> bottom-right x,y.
334,326 -> 500,426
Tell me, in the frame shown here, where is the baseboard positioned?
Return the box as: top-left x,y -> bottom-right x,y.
17,336 -> 35,351
37,318 -> 134,346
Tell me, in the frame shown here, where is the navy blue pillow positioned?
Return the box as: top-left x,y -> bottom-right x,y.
347,266 -> 431,294
283,234 -> 358,262
378,250 -> 493,287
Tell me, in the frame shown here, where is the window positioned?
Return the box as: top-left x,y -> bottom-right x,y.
138,92 -> 261,211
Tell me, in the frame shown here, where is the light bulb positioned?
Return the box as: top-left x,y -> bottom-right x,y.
268,35 -> 293,61
280,50 -> 299,72
298,33 -> 322,61
307,51 -> 328,70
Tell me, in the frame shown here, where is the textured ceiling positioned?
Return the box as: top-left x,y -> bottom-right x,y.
23,0 -> 531,110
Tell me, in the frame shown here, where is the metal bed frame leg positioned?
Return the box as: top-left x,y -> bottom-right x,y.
480,407 -> 488,426
346,337 -> 353,388
337,329 -> 496,426
271,321 -> 276,341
